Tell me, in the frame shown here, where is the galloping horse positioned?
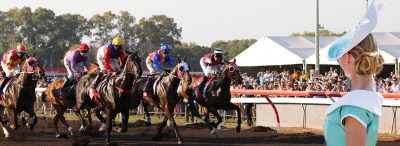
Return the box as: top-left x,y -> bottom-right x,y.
0,55 -> 46,138
138,58 -> 191,144
74,52 -> 142,143
180,59 -> 243,137
45,63 -> 100,138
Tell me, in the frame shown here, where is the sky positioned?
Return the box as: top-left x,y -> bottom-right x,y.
0,0 -> 399,46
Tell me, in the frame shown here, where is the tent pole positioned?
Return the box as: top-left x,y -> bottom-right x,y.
396,58 -> 399,76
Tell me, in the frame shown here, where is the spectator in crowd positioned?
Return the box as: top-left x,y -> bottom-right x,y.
234,67 -> 397,96
384,78 -> 391,93
390,77 -> 400,93
257,71 -> 265,85
292,69 -> 299,81
376,78 -> 385,92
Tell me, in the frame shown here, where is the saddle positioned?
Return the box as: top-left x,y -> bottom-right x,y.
88,74 -> 112,101
142,75 -> 163,106
193,76 -> 217,101
0,77 -> 16,101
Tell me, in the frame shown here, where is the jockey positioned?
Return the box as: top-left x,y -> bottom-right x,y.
198,48 -> 224,92
91,36 -> 125,91
143,43 -> 175,93
146,43 -> 174,75
0,44 -> 28,94
62,44 -> 90,88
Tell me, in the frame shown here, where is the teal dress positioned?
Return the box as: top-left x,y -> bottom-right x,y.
324,90 -> 383,146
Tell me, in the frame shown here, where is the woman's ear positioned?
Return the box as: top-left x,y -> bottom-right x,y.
346,53 -> 354,64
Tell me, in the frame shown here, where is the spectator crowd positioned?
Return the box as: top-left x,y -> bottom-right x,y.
233,67 -> 400,94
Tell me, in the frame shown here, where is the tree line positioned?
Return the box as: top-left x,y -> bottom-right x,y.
0,7 -> 255,71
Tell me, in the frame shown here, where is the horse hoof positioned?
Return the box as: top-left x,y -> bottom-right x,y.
79,125 -> 87,133
212,133 -> 219,138
5,135 -> 11,138
145,122 -> 151,126
26,123 -> 34,130
120,128 -> 127,133
99,123 -> 106,132
177,141 -> 183,144
55,133 -> 61,138
9,124 -> 18,130
236,126 -> 241,133
247,121 -> 254,127
210,129 -> 218,138
151,135 -> 162,141
106,141 -> 117,146
68,127 -> 75,136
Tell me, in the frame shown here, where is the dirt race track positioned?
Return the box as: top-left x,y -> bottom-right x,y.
0,117 -> 399,146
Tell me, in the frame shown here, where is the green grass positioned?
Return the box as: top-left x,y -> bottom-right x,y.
34,110 -> 252,129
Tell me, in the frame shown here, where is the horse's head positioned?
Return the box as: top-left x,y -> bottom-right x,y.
123,51 -> 142,78
25,55 -> 46,82
223,58 -> 242,85
176,57 -> 192,85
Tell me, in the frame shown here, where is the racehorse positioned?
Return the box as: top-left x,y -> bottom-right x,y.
74,52 -> 142,143
44,63 -> 100,138
0,55 -> 46,138
138,58 -> 191,144
180,59 -> 243,137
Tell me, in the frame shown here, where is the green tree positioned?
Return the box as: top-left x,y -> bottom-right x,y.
290,29 -> 346,36
89,11 -> 117,47
136,15 -> 182,56
172,43 -> 212,71
116,11 -> 136,51
211,39 -> 256,60
32,7 -> 55,48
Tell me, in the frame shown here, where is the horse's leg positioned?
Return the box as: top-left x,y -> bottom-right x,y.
142,102 -> 151,126
53,106 -> 62,137
95,108 -> 107,133
24,107 -> 38,130
86,108 -> 94,129
6,108 -> 19,130
74,107 -> 87,132
188,99 -> 208,123
58,107 -> 74,136
117,110 -> 129,133
0,110 -> 10,138
224,103 -> 241,133
152,115 -> 168,141
208,107 -> 223,127
106,109 -> 116,143
166,104 -> 182,144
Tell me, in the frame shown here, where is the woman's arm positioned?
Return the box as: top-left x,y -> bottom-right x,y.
344,116 -> 367,146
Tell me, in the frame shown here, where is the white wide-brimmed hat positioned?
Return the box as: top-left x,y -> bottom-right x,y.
328,0 -> 383,61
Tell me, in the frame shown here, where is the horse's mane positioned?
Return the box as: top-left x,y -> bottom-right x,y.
87,63 -> 100,74
213,65 -> 228,89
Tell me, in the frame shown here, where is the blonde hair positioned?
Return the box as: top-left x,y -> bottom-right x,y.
349,34 -> 384,75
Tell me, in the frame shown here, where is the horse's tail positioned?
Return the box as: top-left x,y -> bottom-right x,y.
45,80 -> 64,104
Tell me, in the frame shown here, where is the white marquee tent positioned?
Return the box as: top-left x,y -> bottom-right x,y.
235,32 -> 400,68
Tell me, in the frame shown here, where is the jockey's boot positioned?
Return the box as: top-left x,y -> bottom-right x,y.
91,72 -> 104,89
0,76 -> 10,94
62,78 -> 71,89
143,76 -> 154,97
197,76 -> 209,93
